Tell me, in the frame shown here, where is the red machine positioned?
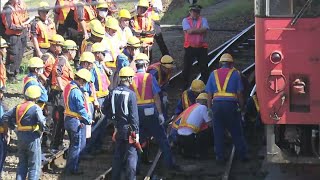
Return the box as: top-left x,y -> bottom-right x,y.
255,0 -> 320,163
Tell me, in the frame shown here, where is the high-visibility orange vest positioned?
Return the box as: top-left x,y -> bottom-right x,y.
57,0 -> 74,24
132,15 -> 154,44
16,2 -> 29,23
51,56 -> 74,90
147,62 -> 171,87
178,103 -> 208,133
36,19 -> 56,48
181,90 -> 191,110
0,61 -> 6,88
93,64 -> 110,98
213,68 -> 237,98
23,76 -> 37,90
184,16 -> 208,48
43,52 -> 57,78
74,2 -> 96,32
130,73 -> 154,105
63,83 -> 89,119
2,4 -> 23,35
16,101 -> 39,131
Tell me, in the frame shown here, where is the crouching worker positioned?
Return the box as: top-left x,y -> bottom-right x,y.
2,85 -> 46,180
63,69 -> 93,175
176,93 -> 212,158
102,67 -> 139,180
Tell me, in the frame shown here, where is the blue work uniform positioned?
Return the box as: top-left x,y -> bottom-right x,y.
2,102 -> 46,180
0,101 -> 8,174
102,84 -> 139,180
63,81 -> 91,174
116,49 -> 133,72
23,73 -> 48,103
205,66 -> 247,161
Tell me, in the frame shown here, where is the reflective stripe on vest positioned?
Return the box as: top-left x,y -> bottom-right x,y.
3,5 -> 23,35
58,0 -> 72,24
63,83 -> 88,119
94,64 -> 110,98
0,126 -> 5,133
182,90 -> 191,110
75,3 -> 96,32
131,73 -> 154,105
172,113 -> 183,130
178,103 -> 201,133
147,62 -> 170,87
37,20 -> 50,48
16,101 -> 39,131
133,15 -> 152,32
253,95 -> 260,112
103,38 -> 117,68
183,16 -> 208,48
213,68 -> 237,98
23,76 -> 38,92
51,56 -> 74,88
80,39 -> 93,55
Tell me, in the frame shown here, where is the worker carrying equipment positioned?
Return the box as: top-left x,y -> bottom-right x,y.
102,66 -> 140,180
2,85 -> 46,180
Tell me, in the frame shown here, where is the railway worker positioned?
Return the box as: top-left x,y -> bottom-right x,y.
31,2 -> 57,58
1,0 -> 28,83
176,93 -> 212,158
130,54 -> 178,169
118,9 -> 133,49
206,53 -> 248,164
96,0 -> 110,27
169,79 -> 205,143
80,19 -> 105,54
147,55 -> 175,119
3,85 -> 46,180
50,40 -> 78,151
74,0 -> 96,40
54,0 -> 76,36
130,0 -> 155,61
0,85 -> 8,175
0,38 -> 8,88
102,66 -> 139,180
63,68 -> 93,175
182,4 -> 209,90
103,17 -> 121,69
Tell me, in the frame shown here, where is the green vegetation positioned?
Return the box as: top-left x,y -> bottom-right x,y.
208,0 -> 252,21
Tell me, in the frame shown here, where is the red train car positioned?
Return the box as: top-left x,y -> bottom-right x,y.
255,0 -> 320,163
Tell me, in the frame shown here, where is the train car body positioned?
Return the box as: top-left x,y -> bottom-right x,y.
255,0 -> 320,163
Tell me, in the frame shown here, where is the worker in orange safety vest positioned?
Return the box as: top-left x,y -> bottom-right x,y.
175,93 -> 212,158
0,38 -> 8,89
182,4 -> 209,89
31,2 -> 57,57
54,0 -> 76,36
80,19 -> 105,54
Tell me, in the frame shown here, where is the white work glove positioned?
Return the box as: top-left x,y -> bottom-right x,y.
162,96 -> 169,106
135,133 -> 139,143
158,113 -> 165,125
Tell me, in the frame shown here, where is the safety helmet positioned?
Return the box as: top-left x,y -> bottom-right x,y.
25,85 -> 42,99
28,57 -> 44,68
127,36 -> 141,48
75,68 -> 92,82
105,17 -> 119,30
191,80 -> 205,93
189,4 -> 202,12
62,40 -> 78,50
119,9 -> 131,19
137,0 -> 149,8
96,0 -> 109,9
160,55 -> 174,69
49,34 -> 64,45
38,1 -> 50,11
90,20 -> 105,38
219,53 -> 234,63
92,42 -> 106,53
196,93 -> 208,100
134,53 -> 149,64
80,52 -> 95,63
119,67 -> 135,77
0,37 -> 8,48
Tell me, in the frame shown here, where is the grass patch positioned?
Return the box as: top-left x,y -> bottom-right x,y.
161,0 -> 217,24
208,0 -> 252,21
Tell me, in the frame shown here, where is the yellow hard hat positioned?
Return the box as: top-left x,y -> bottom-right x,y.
160,55 -> 174,69
90,20 -> 105,38
75,68 -> 92,82
105,17 -> 119,30
97,0 -> 109,9
127,36 -> 141,48
80,52 -> 95,63
119,9 -> 131,19
134,53 -> 149,61
0,37 -> 8,48
63,40 -> 78,50
138,0 -> 149,8
191,80 -> 205,93
39,1 -> 50,11
119,66 -> 135,77
196,93 -> 208,100
219,53 -> 234,63
28,57 -> 44,68
92,42 -> 106,53
49,34 -> 64,45
25,85 -> 41,99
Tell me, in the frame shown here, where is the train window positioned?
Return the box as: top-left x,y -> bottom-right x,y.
266,0 -> 294,17
294,0 -> 320,17
255,0 -> 266,16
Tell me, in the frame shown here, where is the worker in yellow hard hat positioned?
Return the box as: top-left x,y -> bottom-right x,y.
96,0 -> 110,26
0,38 -> 8,89
31,1 -> 57,57
80,19 -> 105,54
2,85 -> 46,179
118,9 -> 133,49
101,66 -> 139,180
63,68 -> 93,175
206,52 -> 249,164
